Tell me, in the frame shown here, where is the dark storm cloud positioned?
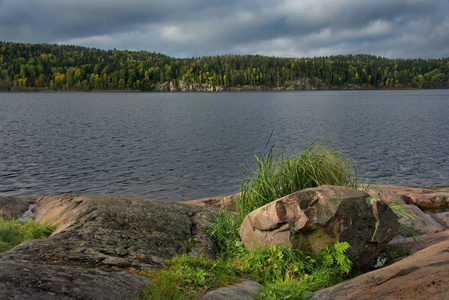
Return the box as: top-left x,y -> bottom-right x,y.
0,0 -> 448,58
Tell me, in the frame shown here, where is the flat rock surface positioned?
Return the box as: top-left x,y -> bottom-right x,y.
183,193 -> 240,211
198,279 -> 261,300
0,260 -> 151,300
368,185 -> 449,212
2,194 -> 218,269
313,239 -> 449,300
389,231 -> 449,254
400,204 -> 443,235
0,194 -> 219,299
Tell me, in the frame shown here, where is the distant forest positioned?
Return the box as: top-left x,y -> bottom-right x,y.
1,41 -> 448,91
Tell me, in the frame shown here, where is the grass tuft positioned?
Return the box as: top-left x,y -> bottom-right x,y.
205,209 -> 243,258
0,215 -> 55,252
236,141 -> 356,219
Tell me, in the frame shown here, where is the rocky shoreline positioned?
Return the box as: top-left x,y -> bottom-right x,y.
1,185 -> 449,299
154,78 -> 363,92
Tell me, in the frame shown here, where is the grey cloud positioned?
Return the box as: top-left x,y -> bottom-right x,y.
0,0 -> 448,58
0,0 -> 245,41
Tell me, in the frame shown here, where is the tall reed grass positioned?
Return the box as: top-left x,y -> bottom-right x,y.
235,141 -> 356,219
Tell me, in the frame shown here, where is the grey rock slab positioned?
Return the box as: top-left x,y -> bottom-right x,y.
2,194 -> 218,270
399,204 -> 443,235
430,212 -> 449,229
0,260 -> 151,300
198,279 -> 262,300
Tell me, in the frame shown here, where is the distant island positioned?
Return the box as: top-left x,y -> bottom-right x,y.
0,41 -> 448,92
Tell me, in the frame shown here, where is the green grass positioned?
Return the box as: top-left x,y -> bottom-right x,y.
139,255 -> 241,300
0,215 -> 55,252
207,141 -> 359,257
238,243 -> 353,299
139,243 -> 353,300
205,209 -> 244,258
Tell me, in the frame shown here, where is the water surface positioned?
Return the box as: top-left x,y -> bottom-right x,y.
1,90 -> 448,201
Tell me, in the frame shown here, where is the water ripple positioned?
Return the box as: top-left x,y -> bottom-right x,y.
1,90 -> 448,201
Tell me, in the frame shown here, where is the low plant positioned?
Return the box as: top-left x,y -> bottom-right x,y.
0,215 -> 55,252
140,242 -> 353,300
205,208 -> 243,258
139,255 -> 241,299
254,242 -> 353,299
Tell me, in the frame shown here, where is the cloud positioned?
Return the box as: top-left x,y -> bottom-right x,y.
0,0 -> 448,58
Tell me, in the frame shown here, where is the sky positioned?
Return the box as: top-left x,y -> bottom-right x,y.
1,0 -> 448,59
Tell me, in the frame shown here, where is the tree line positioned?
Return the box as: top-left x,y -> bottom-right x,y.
1,41 -> 448,91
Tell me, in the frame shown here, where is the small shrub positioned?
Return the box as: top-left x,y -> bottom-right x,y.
254,243 -> 353,300
233,245 -> 308,283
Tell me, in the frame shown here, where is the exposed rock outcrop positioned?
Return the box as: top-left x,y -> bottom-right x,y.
368,185 -> 449,212
2,194 -> 218,269
199,279 -> 262,300
152,77 -> 359,92
313,239 -> 449,300
239,186 -> 398,271
155,80 -> 221,92
367,185 -> 449,237
0,194 -> 219,299
1,185 -> 449,299
0,260 -> 151,300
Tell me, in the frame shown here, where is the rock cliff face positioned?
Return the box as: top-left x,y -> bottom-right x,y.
0,194 -> 219,299
155,81 -> 221,92
153,78 -> 359,92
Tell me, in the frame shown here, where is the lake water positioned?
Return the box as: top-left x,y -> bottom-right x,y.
1,90 -> 448,201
